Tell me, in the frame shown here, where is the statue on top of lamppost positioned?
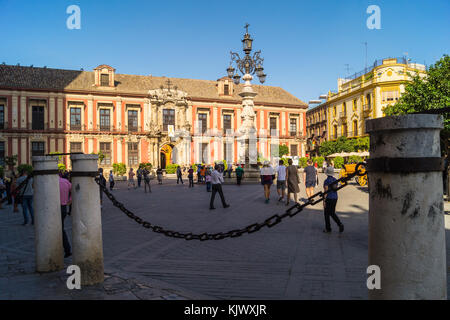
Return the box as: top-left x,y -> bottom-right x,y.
226,24 -> 267,169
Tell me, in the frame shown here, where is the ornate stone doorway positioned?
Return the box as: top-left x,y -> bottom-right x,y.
160,144 -> 173,169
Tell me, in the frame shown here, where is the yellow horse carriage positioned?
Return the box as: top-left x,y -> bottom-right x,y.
338,163 -> 368,186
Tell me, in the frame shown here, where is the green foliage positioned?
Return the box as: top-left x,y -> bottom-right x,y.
257,153 -> 268,164
91,151 -> 105,164
113,163 -> 127,176
298,157 -> 308,168
49,151 -> 63,163
280,157 -> 289,166
384,55 -> 450,155
348,155 -> 363,164
313,156 -> 325,167
278,144 -> 289,157
5,155 -> 18,168
165,163 -> 179,174
17,164 -> 33,174
58,163 -> 66,172
384,55 -> 450,132
333,156 -> 344,169
319,136 -> 369,156
139,162 -> 152,170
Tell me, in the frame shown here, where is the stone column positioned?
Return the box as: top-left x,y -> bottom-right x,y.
70,154 -> 104,285
32,156 -> 64,272
366,114 -> 446,299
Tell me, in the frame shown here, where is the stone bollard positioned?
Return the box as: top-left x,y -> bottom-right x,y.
70,154 -> 104,285
32,156 -> 64,272
366,114 -> 447,300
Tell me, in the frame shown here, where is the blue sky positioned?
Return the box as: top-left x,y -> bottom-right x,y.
0,0 -> 449,105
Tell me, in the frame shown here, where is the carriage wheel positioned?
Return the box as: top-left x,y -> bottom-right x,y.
358,175 -> 368,186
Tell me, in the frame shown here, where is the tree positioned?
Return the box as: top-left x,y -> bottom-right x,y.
384,55 -> 450,194
5,155 -> 18,169
113,163 -> 127,176
278,144 -> 289,157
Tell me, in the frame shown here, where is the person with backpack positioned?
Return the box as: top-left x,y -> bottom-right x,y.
323,166 -> 344,233
176,165 -> 184,184
143,167 -> 152,193
15,168 -> 34,225
188,166 -> 195,188
109,170 -> 115,191
136,167 -> 143,188
235,164 -> 244,186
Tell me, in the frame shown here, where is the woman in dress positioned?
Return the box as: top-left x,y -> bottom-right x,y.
286,158 -> 300,206
260,161 -> 274,204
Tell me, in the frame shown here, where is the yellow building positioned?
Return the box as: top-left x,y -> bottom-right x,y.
326,57 -> 426,140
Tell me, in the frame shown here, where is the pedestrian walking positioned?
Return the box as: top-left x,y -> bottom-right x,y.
260,161 -> 274,204
286,158 -> 300,206
109,170 -> 115,191
136,167 -> 143,188
235,164 -> 244,185
227,163 -> 233,178
156,167 -> 163,184
275,159 -> 287,202
143,168 -> 152,193
209,164 -> 230,210
98,168 -> 106,206
197,165 -> 202,183
200,165 -> 206,184
15,168 -> 34,225
128,168 -> 136,190
304,159 -> 318,199
176,165 -> 184,184
323,166 -> 344,233
59,175 -> 72,258
188,166 -> 195,188
322,160 -> 327,173
205,169 -> 212,192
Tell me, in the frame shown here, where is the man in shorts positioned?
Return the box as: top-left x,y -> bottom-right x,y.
303,159 -> 318,199
276,159 -> 287,202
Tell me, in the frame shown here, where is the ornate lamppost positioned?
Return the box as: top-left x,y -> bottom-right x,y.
226,24 -> 266,171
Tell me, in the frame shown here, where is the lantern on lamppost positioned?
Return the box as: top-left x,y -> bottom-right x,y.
226,23 -> 266,84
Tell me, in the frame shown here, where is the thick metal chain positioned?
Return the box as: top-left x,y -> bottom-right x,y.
94,163 -> 367,241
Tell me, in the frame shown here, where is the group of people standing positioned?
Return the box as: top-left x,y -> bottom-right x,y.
260,158 -> 344,233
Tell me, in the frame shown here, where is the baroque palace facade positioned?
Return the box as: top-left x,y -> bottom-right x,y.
306,57 -> 427,156
0,64 -> 307,170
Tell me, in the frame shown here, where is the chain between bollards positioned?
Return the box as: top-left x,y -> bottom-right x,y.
93,162 -> 367,241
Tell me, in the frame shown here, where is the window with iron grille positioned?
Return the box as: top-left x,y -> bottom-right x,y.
223,114 -> 232,133
70,107 -> 81,130
270,117 -> 277,135
289,118 -> 297,136
0,104 -> 4,129
100,142 -> 111,165
163,109 -> 175,131
291,144 -> 298,156
100,74 -> 109,86
198,113 -> 207,134
32,142 -> 45,157
70,142 -> 82,153
0,142 -> 4,166
32,106 -> 45,130
353,120 -> 358,136
199,143 -> 208,163
224,84 -> 229,95
223,142 -> 233,163
128,110 -> 138,132
99,109 -> 110,131
128,142 -> 139,166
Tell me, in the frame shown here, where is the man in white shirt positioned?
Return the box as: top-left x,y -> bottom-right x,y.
275,159 -> 287,202
210,164 -> 230,210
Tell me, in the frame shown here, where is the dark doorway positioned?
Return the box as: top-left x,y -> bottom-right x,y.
160,152 -> 166,169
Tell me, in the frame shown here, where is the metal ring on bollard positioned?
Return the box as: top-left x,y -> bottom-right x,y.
367,157 -> 444,173
32,169 -> 60,176
71,171 -> 99,177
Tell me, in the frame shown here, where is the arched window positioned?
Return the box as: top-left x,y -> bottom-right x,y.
353,120 -> 358,137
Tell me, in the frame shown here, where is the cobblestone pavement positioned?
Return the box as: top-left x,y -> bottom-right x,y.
1,174 -> 449,299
